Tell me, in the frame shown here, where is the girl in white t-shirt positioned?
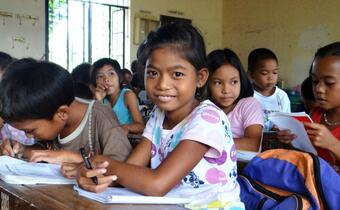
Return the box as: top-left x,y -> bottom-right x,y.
77,23 -> 244,209
207,48 -> 264,152
247,48 -> 291,131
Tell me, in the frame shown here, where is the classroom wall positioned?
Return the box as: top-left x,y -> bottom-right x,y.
0,0 -> 45,59
130,0 -> 223,63
222,0 -> 340,88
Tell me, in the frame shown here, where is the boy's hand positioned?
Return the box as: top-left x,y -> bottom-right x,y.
304,122 -> 337,150
0,139 -> 24,157
61,162 -> 83,179
272,125 -> 296,144
77,156 -> 117,193
28,150 -> 82,164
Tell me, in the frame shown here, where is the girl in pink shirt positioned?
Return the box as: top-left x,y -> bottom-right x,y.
208,49 -> 264,152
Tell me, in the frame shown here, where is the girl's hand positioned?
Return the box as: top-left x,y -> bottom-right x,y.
94,84 -> 108,101
304,122 -> 338,150
28,150 -> 82,164
272,125 -> 296,144
77,156 -> 117,193
61,162 -> 83,179
0,139 -> 25,157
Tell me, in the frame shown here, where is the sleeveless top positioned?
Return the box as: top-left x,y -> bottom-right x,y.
104,88 -> 133,125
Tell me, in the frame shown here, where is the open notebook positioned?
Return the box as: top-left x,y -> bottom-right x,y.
74,186 -> 192,204
0,156 -> 76,184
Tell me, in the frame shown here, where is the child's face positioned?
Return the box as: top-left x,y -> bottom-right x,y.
250,59 -> 278,92
124,73 -> 133,83
9,114 -> 65,141
311,56 -> 340,111
145,47 -> 208,116
209,64 -> 240,113
95,65 -> 120,95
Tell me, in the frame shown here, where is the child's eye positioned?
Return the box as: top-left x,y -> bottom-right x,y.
173,72 -> 184,78
261,72 -> 268,76
325,81 -> 335,86
146,70 -> 158,77
108,71 -> 116,76
231,80 -> 239,85
273,71 -> 278,75
212,80 -> 221,85
96,74 -> 104,80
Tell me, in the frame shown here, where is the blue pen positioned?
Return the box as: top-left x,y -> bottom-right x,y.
80,148 -> 98,185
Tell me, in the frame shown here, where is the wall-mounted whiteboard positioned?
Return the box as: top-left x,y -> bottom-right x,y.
0,0 -> 45,60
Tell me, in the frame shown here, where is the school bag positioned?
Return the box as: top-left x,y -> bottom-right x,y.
237,149 -> 340,210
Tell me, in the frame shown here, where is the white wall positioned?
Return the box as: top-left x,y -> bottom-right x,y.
0,0 -> 45,59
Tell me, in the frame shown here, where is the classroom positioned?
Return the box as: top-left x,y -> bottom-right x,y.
0,0 -> 339,209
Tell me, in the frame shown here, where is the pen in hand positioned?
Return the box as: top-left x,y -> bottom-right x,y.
4,124 -> 18,158
80,148 -> 98,185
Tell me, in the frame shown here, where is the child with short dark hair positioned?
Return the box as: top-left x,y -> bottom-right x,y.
121,68 -> 133,88
77,22 -> 244,209
0,52 -> 35,146
207,48 -> 263,152
248,48 -> 291,131
0,58 -> 131,177
71,62 -> 94,100
91,58 -> 144,134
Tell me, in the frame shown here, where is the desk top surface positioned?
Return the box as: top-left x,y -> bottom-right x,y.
0,180 -> 187,210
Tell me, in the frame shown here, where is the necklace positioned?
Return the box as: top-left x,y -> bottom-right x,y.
88,108 -> 94,156
323,112 -> 340,126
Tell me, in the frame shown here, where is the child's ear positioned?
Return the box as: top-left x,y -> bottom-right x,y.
197,68 -> 209,88
56,105 -> 70,121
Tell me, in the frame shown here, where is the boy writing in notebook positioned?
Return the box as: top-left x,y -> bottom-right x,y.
0,58 -> 131,177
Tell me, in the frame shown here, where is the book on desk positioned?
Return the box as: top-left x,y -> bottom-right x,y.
74,185 -> 192,205
0,155 -> 76,184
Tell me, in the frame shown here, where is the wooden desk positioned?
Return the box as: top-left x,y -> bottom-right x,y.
0,181 -> 187,210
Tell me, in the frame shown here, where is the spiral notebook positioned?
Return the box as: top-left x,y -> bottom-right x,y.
0,156 -> 76,184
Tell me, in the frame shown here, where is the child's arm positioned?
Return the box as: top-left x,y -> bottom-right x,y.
94,83 -> 108,101
77,139 -> 209,195
234,124 -> 262,151
27,150 -> 83,164
75,138 -> 151,187
120,91 -> 145,134
304,121 -> 340,160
